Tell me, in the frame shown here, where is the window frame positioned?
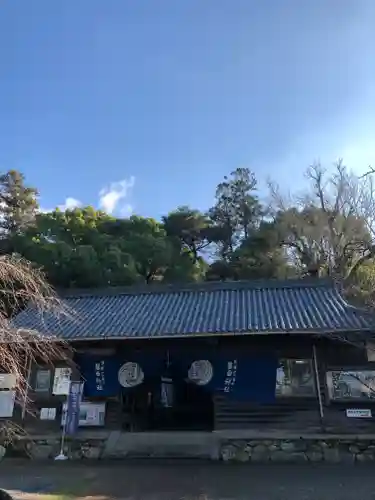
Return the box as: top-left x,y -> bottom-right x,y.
276,358 -> 316,398
33,367 -> 53,393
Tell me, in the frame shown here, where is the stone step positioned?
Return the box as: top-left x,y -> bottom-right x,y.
103,431 -> 219,459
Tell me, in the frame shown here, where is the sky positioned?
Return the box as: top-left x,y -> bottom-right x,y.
0,0 -> 375,218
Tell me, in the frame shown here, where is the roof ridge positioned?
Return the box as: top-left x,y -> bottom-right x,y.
59,277 -> 334,299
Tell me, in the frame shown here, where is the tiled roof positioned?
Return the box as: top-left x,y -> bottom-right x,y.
12,279 -> 375,340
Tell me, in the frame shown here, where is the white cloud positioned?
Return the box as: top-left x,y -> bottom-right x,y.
98,177 -> 135,215
58,197 -> 82,211
39,197 -> 82,213
38,177 -> 135,216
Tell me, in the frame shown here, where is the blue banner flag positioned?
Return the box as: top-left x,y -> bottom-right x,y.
75,352 -> 277,403
212,356 -> 278,402
65,381 -> 83,436
76,355 -> 122,397
176,353 -> 278,403
75,353 -> 165,397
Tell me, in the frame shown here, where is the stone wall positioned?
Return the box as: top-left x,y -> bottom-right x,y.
220,438 -> 375,463
9,437 -> 106,460
7,434 -> 375,462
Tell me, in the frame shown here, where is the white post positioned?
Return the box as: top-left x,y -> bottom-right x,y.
313,344 -> 324,420
55,384 -> 70,461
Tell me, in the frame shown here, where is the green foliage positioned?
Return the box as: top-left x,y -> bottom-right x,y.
0,170 -> 39,254
209,167 -> 263,258
0,170 -> 39,235
344,260 -> 375,307
163,206 -> 212,262
5,162 -> 375,304
13,208 -> 140,288
206,222 -> 291,281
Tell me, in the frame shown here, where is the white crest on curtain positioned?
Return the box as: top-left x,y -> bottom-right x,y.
118,362 -> 144,388
188,360 -> 214,386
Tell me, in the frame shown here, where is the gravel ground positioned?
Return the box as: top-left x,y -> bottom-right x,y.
1,460 -> 375,500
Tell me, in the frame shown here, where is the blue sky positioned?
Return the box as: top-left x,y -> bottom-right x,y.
1,0 -> 374,218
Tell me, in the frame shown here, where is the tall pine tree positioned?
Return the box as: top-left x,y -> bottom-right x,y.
208,167 -> 262,259
0,170 -> 39,253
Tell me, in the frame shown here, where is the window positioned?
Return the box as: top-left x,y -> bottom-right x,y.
34,369 -> 51,392
276,359 -> 315,397
326,370 -> 375,401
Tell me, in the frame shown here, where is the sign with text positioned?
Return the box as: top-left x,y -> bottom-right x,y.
346,408 -> 372,418
62,402 -> 106,427
40,408 -> 56,421
0,391 -> 15,417
0,374 -> 16,389
52,367 -> 72,395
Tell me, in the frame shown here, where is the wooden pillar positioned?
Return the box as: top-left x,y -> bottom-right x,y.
312,344 -> 324,420
21,354 -> 32,422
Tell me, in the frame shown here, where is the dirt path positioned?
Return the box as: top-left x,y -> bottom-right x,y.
1,460 -> 375,500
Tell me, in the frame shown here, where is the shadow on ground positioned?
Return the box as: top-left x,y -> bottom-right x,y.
1,460 -> 375,500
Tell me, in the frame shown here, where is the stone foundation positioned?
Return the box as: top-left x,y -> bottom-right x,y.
10,437 -> 107,460
220,438 -> 375,463
8,433 -> 375,462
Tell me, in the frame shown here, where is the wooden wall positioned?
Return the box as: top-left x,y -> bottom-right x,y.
214,335 -> 375,433
8,333 -> 375,435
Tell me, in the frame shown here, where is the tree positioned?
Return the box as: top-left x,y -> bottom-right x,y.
13,209 -> 187,287
230,222 -> 293,280
163,206 -> 212,263
205,167 -> 290,281
0,170 -> 39,254
209,168 -> 262,259
7,162 -> 375,302
0,255 -> 67,442
344,259 -> 375,308
12,208 -> 140,288
206,222 -> 292,281
100,215 -> 174,283
269,161 -> 374,280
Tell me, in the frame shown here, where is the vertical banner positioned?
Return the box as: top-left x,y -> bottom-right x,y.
65,381 -> 83,436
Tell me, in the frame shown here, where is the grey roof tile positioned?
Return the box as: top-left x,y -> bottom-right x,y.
12,279 -> 375,340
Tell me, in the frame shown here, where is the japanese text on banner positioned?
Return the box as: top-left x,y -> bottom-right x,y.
95,361 -> 105,392
224,359 -> 237,393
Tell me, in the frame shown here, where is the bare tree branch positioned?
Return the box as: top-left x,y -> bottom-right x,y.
0,255 -> 71,440
359,166 -> 375,179
269,161 -> 375,284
